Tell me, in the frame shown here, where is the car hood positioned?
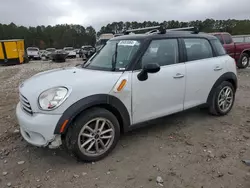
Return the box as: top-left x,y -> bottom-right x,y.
19,67 -> 123,113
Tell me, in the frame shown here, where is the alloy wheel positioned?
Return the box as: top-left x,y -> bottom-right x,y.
78,118 -> 115,157
217,86 -> 233,112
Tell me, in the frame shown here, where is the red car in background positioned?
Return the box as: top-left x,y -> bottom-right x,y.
210,32 -> 250,69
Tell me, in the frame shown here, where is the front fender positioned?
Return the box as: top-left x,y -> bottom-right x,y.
54,94 -> 131,134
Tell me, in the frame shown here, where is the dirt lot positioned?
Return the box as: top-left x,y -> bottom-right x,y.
0,60 -> 250,188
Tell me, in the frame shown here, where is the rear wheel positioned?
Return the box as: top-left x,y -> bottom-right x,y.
237,53 -> 249,69
65,108 -> 120,162
209,81 -> 235,116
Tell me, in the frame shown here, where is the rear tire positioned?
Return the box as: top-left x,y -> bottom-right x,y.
65,108 -> 120,162
209,81 -> 235,116
237,53 -> 249,69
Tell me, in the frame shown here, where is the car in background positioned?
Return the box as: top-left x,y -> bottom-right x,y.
95,33 -> 114,51
39,50 -> 46,56
51,49 -> 69,62
210,32 -> 250,68
39,50 -> 47,60
80,45 -> 96,59
74,49 -> 80,54
63,47 -> 76,58
45,48 -> 56,59
26,47 -> 41,60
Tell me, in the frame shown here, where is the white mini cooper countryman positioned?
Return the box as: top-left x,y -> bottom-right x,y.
16,28 -> 237,162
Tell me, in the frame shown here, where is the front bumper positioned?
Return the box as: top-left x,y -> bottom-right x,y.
16,102 -> 62,148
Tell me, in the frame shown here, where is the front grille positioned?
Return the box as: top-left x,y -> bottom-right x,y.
20,94 -> 33,115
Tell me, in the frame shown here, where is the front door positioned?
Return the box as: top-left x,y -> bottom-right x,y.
131,38 -> 186,124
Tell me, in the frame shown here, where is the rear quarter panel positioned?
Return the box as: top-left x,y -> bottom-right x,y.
224,55 -> 237,76
234,43 -> 250,61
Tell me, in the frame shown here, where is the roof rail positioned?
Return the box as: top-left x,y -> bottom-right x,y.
121,25 -> 199,35
123,25 -> 166,35
167,27 -> 199,34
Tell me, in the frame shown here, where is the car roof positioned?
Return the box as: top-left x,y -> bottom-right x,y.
110,32 -> 217,41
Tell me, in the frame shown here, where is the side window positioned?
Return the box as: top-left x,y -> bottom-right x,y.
223,34 -> 233,44
184,38 -> 213,61
215,35 -> 224,44
211,39 -> 226,56
141,39 -> 179,67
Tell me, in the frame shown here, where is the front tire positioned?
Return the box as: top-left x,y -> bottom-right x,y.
237,53 -> 249,69
66,108 -> 120,162
209,81 -> 235,116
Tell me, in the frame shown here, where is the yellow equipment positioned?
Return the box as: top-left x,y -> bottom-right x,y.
0,39 -> 25,65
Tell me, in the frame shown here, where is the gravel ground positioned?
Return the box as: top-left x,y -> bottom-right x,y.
0,60 -> 250,188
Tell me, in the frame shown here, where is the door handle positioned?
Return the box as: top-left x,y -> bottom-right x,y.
214,66 -> 223,71
173,73 -> 184,79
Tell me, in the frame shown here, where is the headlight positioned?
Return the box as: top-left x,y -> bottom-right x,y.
38,87 -> 69,110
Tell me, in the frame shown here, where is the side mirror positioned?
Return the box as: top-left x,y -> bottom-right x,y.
143,63 -> 160,73
137,63 -> 160,81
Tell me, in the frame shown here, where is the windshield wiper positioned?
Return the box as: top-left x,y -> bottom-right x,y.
111,43 -> 118,71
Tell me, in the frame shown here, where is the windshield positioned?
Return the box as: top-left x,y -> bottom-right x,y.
27,48 -> 38,51
84,40 -> 141,71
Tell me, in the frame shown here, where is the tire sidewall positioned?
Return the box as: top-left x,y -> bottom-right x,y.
238,53 -> 249,69
214,81 -> 235,115
67,108 -> 120,162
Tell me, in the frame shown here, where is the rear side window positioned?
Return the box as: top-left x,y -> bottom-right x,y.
211,39 -> 226,56
223,34 -> 233,44
183,38 -> 213,61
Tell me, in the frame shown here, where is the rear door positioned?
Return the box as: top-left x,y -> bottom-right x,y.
183,38 -> 226,109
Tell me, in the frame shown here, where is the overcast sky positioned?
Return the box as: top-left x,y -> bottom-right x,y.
0,0 -> 249,30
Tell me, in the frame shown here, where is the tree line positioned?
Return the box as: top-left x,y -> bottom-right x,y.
0,19 -> 250,49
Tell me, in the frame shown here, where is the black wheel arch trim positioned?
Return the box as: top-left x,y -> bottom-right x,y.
54,94 -> 131,134
242,49 -> 250,55
207,72 -> 237,104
